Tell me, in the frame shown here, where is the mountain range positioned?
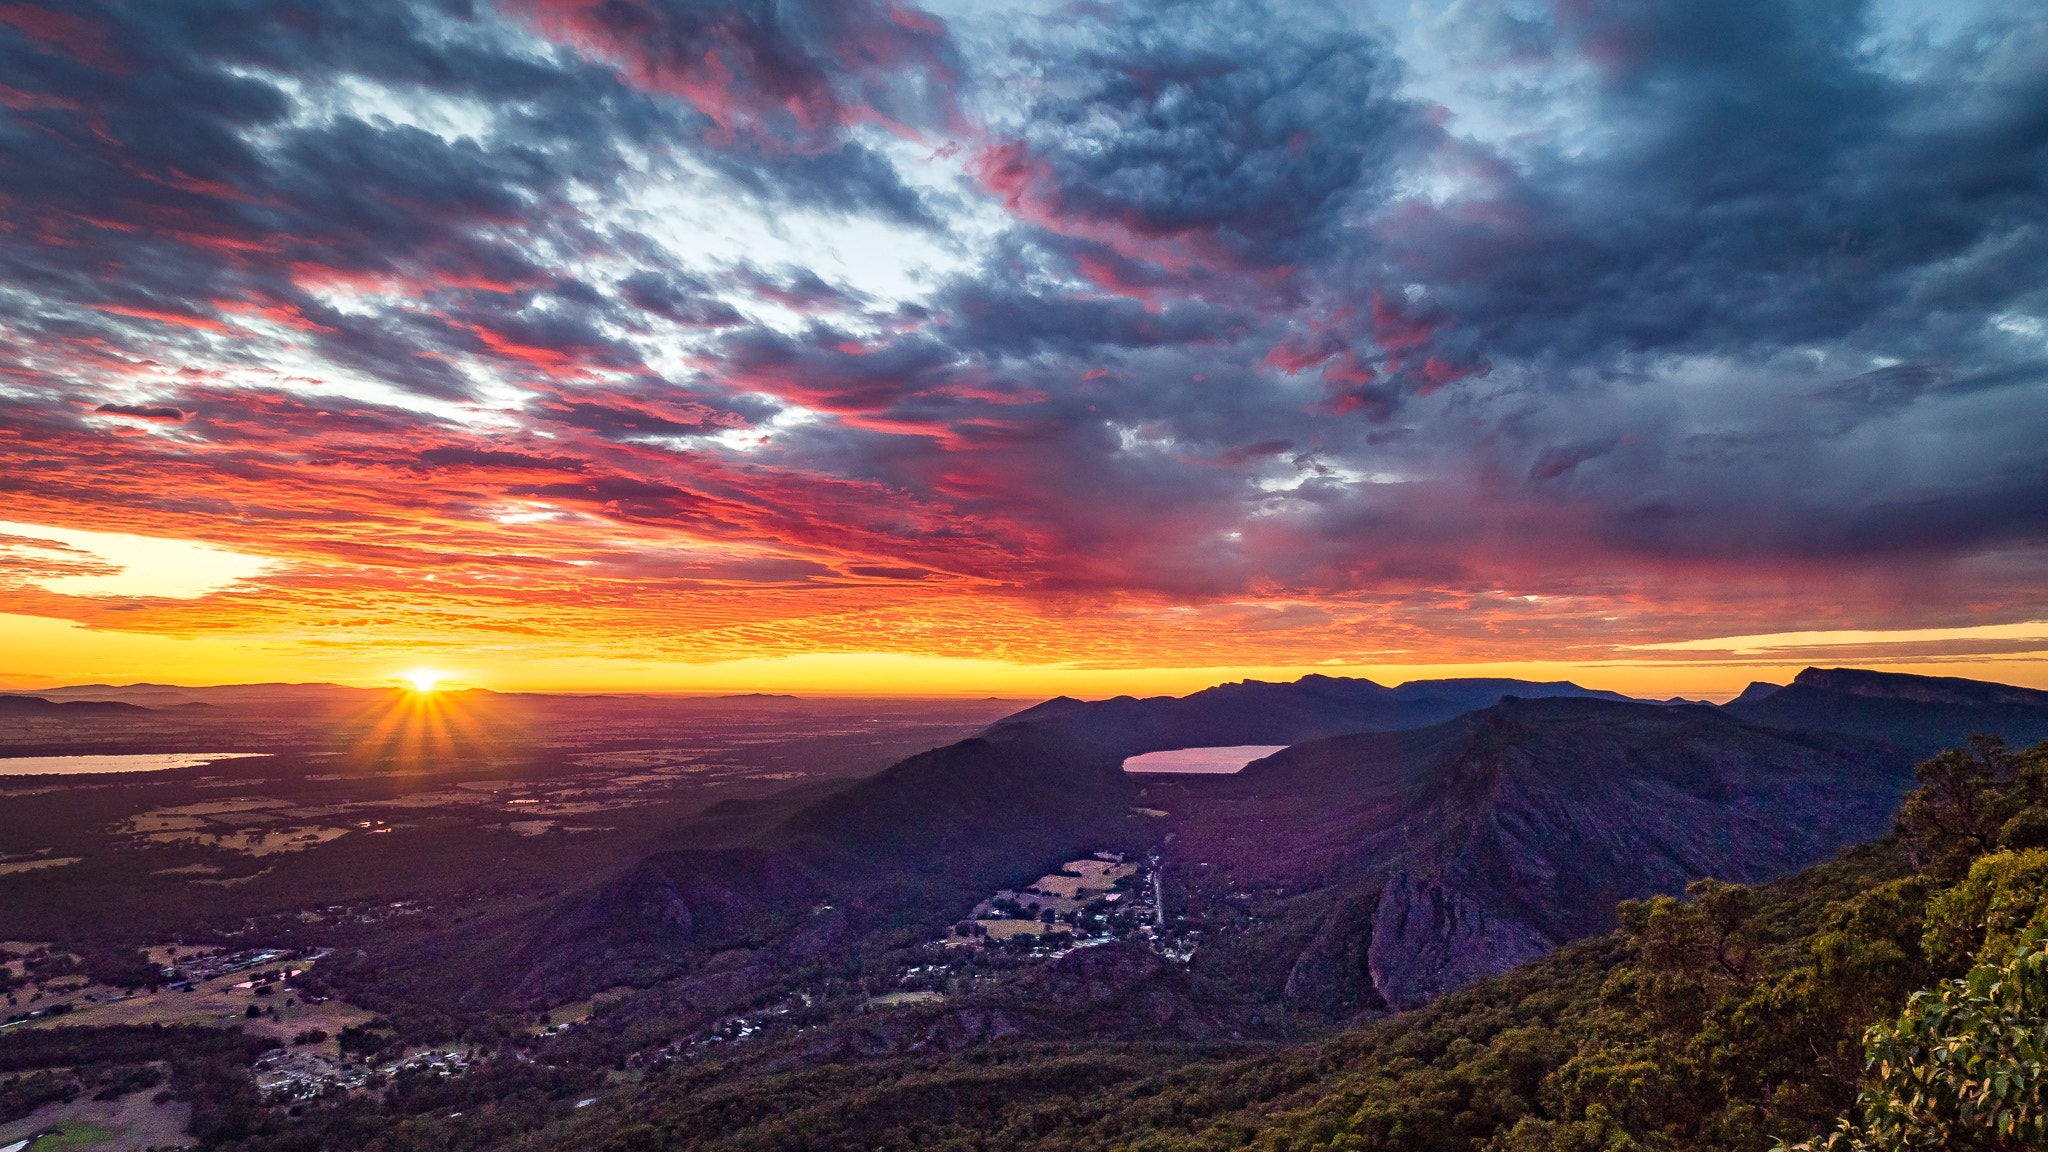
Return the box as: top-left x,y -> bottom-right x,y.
492,667 -> 2048,1019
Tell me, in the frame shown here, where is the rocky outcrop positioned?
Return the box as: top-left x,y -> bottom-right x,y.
1171,697 -> 1917,1011
1282,891 -> 1385,1014
1790,667 -> 2048,707
1365,873 -> 1550,1010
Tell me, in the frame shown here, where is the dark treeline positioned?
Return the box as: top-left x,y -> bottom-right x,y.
0,1023 -> 276,1124
0,1022 -> 274,1072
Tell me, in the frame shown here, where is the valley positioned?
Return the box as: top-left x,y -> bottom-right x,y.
2,669 -> 2046,1151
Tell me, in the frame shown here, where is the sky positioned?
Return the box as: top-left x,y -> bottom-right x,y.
1,0 -> 2045,698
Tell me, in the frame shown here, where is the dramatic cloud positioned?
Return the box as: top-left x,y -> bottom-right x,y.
0,0 -> 2044,685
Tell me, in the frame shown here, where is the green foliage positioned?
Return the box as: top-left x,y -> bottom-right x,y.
1922,849 -> 2048,969
1896,738 -> 2048,877
0,1023 -> 273,1073
0,1069 -> 79,1123
83,946 -> 164,989
1780,925 -> 2048,1151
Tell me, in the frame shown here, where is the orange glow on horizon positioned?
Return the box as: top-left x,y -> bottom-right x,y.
3,608 -> 2047,704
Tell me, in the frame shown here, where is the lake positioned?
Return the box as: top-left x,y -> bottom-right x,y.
0,752 -> 267,776
1121,745 -> 1289,774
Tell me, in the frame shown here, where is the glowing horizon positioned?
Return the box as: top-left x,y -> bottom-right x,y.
7,615 -> 2048,704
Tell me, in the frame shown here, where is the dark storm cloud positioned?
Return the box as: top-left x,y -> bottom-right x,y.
539,398 -> 732,438
1346,0 -> 2048,568
513,0 -> 963,144
983,0 -> 1413,267
716,326 -> 963,413
1378,0 -> 2048,366
935,280 -> 1243,357
416,447 -> 587,473
95,404 -> 187,422
618,272 -> 747,328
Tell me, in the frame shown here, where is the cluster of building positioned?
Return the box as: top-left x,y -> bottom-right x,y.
939,851 -> 1187,961
252,1045 -> 473,1104
162,945 -> 330,992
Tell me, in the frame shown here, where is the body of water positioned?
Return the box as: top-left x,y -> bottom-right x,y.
1121,745 -> 1290,774
0,752 -> 266,776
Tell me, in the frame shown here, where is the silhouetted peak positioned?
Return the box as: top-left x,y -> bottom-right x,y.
1729,682 -> 1784,705
1790,667 -> 2048,708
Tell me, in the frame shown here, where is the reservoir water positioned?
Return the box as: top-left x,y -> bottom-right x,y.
1121,745 -> 1289,774
0,752 -> 266,776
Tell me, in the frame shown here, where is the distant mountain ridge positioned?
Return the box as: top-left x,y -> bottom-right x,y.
1779,666 -> 2048,707
0,694 -> 151,717
992,673 -> 1633,757
1726,667 -> 2048,754
508,674 -> 1959,1013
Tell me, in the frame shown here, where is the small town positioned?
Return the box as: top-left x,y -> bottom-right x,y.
932,850 -> 1197,962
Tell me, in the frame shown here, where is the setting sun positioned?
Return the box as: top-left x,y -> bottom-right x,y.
405,669 -> 442,693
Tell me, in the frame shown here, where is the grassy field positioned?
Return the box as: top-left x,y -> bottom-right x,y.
0,1094 -> 191,1152
10,949 -> 372,1058
976,920 -> 1071,941
0,860 -> 82,878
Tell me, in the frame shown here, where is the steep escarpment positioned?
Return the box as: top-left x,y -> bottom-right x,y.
1165,698 -> 1914,1009
1726,666 -> 2048,752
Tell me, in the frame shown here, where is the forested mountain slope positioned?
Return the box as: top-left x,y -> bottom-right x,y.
540,735 -> 2048,1152
499,695 -> 1917,1026
502,724 -> 1146,1002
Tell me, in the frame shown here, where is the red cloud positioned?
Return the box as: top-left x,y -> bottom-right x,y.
0,3 -> 121,71
513,0 -> 958,151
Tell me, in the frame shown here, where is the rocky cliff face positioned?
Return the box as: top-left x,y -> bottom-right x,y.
1163,698 -> 1915,1012
1366,873 -> 1552,1009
